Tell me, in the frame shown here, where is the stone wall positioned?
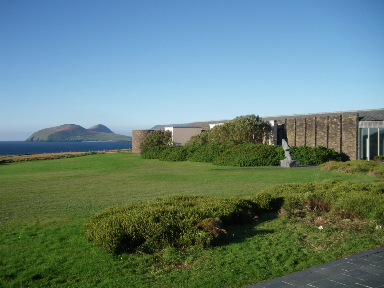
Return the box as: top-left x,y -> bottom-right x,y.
296,118 -> 306,146
286,118 -> 296,146
316,116 -> 328,147
280,113 -> 358,160
342,114 -> 359,160
132,130 -> 153,153
306,117 -> 316,147
328,115 -> 342,153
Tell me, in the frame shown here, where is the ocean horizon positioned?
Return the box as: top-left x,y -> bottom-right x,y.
0,141 -> 132,156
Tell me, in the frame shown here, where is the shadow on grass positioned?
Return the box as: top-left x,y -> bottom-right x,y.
217,212 -> 278,247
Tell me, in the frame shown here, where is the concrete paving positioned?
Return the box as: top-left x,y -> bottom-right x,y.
246,246 -> 384,288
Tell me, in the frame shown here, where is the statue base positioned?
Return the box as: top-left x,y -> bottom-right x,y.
280,159 -> 299,167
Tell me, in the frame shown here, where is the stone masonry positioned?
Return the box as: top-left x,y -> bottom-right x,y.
280,113 -> 358,160
132,130 -> 153,153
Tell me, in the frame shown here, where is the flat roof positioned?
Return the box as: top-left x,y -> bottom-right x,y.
150,108 -> 384,129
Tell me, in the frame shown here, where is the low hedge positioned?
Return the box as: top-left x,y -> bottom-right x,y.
141,143 -> 342,166
213,143 -> 284,167
85,180 -> 384,254
84,195 -> 257,254
319,160 -> 384,178
158,146 -> 189,161
186,143 -> 232,163
253,179 -> 384,222
140,146 -> 167,159
290,146 -> 342,165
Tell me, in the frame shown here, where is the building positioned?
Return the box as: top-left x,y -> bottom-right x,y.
263,108 -> 384,160
132,108 -> 384,160
164,127 -> 203,146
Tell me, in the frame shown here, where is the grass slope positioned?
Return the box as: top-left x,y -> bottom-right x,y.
0,153 -> 383,287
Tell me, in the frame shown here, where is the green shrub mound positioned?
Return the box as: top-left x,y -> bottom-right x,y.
141,142 -> 342,167
252,179 -> 384,223
186,143 -> 232,163
158,146 -> 189,161
319,160 -> 384,178
84,195 -> 258,254
85,180 -> 384,255
140,146 -> 167,159
214,143 -> 284,167
290,146 -> 342,165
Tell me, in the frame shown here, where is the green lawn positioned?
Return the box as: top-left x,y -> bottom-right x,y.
1,152 -> 383,287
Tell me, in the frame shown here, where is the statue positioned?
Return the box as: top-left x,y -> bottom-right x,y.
280,139 -> 299,167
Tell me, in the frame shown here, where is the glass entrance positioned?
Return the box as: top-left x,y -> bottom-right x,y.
360,127 -> 384,160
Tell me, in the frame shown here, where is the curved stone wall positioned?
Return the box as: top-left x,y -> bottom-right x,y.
132,130 -> 153,153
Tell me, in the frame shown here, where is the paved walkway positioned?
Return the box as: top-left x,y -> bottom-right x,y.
246,246 -> 384,288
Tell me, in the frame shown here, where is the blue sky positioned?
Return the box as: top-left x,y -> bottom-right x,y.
1,0 -> 383,140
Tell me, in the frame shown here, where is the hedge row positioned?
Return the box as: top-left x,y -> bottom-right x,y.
252,179 -> 384,223
84,195 -> 266,254
84,180 -> 384,254
141,143 -> 342,166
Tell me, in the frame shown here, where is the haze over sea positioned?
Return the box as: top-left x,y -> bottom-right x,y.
0,141 -> 132,156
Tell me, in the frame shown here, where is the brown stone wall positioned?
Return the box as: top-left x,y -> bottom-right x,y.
316,116 -> 328,147
277,120 -> 286,126
280,113 -> 358,159
286,118 -> 296,146
328,115 -> 342,153
295,118 -> 306,146
342,114 -> 358,160
306,117 -> 316,147
132,130 -> 153,153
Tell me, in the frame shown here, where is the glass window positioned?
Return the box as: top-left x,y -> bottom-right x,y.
369,128 -> 379,159
380,128 -> 384,156
360,128 -> 368,159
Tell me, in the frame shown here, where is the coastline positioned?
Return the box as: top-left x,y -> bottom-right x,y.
0,141 -> 133,156
0,149 -> 131,163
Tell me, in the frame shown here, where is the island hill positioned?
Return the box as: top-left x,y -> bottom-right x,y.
26,124 -> 132,142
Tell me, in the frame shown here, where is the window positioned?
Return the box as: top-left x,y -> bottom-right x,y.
360,128 -> 368,160
360,127 -> 384,160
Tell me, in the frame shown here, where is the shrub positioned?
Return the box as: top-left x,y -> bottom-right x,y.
319,160 -> 384,178
290,146 -> 342,165
84,195 -> 257,254
185,114 -> 271,146
213,143 -> 284,167
158,146 -> 189,162
373,155 -> 384,162
85,180 -> 384,255
186,143 -> 232,163
255,180 -> 384,222
141,146 -> 167,159
140,130 -> 172,153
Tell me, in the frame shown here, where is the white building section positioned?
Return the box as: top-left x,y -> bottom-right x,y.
165,127 -> 203,146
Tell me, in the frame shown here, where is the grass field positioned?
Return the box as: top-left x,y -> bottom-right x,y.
1,152 -> 383,287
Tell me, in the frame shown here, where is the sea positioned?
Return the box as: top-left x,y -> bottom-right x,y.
0,141 -> 132,156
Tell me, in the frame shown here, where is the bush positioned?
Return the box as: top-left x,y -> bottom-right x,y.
140,130 -> 172,153
255,180 -> 384,222
186,143 -> 232,163
158,146 -> 189,162
85,180 -> 384,254
84,195 -> 257,254
290,146 -> 342,165
141,146 -> 167,159
319,160 -> 384,178
141,142 -> 342,167
213,143 -> 284,167
185,114 -> 271,146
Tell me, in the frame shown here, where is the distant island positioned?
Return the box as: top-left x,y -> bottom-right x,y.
26,124 -> 132,142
